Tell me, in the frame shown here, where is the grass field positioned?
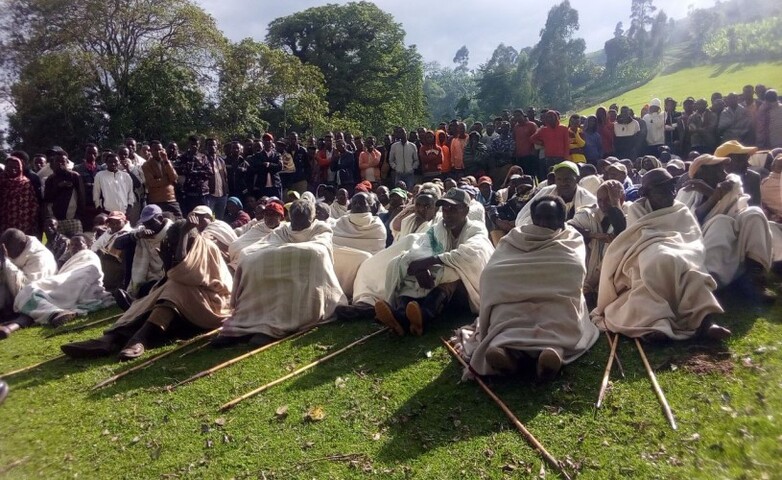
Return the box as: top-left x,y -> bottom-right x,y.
1,282 -> 782,479
579,62 -> 782,116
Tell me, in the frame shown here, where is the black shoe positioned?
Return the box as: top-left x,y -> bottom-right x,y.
210,334 -> 252,348
61,335 -> 121,359
0,380 -> 8,405
113,289 -> 134,312
335,303 -> 375,321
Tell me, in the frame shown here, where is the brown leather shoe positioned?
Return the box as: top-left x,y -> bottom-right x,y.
61,336 -> 121,359
0,380 -> 8,405
485,346 -> 518,374
405,301 -> 424,336
375,301 -> 405,336
537,348 -> 562,382
118,342 -> 145,361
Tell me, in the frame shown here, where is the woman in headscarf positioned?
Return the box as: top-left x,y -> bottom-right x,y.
0,157 -> 40,236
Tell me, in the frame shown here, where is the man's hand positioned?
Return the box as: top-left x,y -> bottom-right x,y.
137,228 -> 156,239
414,270 -> 435,290
159,151 -> 169,164
407,257 -> 437,276
713,180 -> 735,201
606,181 -> 624,207
186,213 -> 200,231
590,232 -> 615,243
686,179 -> 715,197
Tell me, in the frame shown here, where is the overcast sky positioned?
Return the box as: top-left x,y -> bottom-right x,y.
197,0 -> 716,68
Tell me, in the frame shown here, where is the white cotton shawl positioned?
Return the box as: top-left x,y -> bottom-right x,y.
331,212 -> 387,254
515,185 -> 597,227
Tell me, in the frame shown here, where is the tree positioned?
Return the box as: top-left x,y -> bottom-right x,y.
214,39 -> 328,139
629,0 -> 657,61
476,44 -> 519,117
531,1 -> 585,111
266,1 -> 427,134
453,46 -> 470,72
7,53 -> 104,154
2,0 -> 225,145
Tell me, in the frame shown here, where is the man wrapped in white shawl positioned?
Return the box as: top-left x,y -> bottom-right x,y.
331,193 -> 387,296
376,189 -> 494,337
592,169 -> 731,342
456,195 -> 599,381
0,230 -> 57,311
515,161 -> 596,227
192,205 -> 237,258
675,154 -> 774,301
227,200 -> 285,267
14,235 -> 113,326
213,200 -> 347,347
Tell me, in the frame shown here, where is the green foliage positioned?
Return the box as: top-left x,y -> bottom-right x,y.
423,61 -> 478,124
532,1 -> 585,111
214,39 -> 328,140
266,1 -> 427,135
476,44 -> 520,118
702,16 -> 782,61
7,53 -> 104,154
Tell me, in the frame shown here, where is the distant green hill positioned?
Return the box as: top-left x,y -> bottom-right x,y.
578,62 -> 782,115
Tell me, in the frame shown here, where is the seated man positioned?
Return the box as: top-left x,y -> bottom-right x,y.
489,174 -> 535,245
91,211 -> 131,290
191,205 -> 237,259
375,188 -> 494,336
568,180 -> 628,307
331,192 -> 387,255
61,217 -> 233,360
228,200 -> 285,267
330,188 -> 349,218
761,154 -> 782,222
455,196 -> 600,380
675,154 -> 774,301
515,161 -> 597,226
392,189 -> 440,241
42,218 -> 71,267
0,228 -> 57,324
593,169 -> 731,341
212,200 -> 346,347
4,235 -> 113,336
717,140 -> 762,206
113,205 -> 173,308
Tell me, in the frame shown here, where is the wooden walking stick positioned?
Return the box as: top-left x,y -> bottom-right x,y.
440,338 -> 573,480
219,327 -> 388,412
596,332 -> 619,409
634,338 -> 678,430
2,355 -> 66,377
91,328 -> 220,390
605,331 -> 625,378
44,313 -> 123,338
167,328 -> 315,391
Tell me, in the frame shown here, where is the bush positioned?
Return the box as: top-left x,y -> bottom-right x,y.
702,16 -> 782,61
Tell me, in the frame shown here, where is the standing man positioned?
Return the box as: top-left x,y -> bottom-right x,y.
74,144 -> 104,230
282,132 -> 311,194
642,98 -> 666,156
205,138 -> 228,220
530,111 -> 570,180
251,133 -> 282,199
142,141 -> 181,218
225,141 -> 250,199
512,111 -> 539,178
93,153 -> 135,216
331,140 -> 357,194
388,127 -> 419,188
179,136 -> 214,215
43,147 -> 86,235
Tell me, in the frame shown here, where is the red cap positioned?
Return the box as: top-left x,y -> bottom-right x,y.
266,201 -> 285,217
478,176 -> 493,186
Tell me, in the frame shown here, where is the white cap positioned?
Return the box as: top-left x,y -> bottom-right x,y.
650,98 -> 661,108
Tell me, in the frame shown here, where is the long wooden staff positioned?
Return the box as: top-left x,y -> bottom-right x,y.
167,328 -> 315,391
634,338 -> 678,430
1,355 -> 66,377
606,331 -> 625,378
91,329 -> 220,390
440,338 -> 573,480
595,332 -> 619,409
44,313 -> 123,338
219,327 -> 388,412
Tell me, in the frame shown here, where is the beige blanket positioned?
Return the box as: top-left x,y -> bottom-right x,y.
385,219 -> 494,313
591,200 -> 723,339
457,225 -> 599,375
221,221 -> 346,338
109,234 -> 233,332
1,236 -> 57,309
676,176 -> 773,286
352,234 -> 419,306
228,221 -> 277,267
515,185 -> 596,226
332,212 -> 387,254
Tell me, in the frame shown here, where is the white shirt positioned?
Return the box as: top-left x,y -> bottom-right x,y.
388,141 -> 419,173
642,111 -> 665,146
614,120 -> 640,138
94,170 -> 135,212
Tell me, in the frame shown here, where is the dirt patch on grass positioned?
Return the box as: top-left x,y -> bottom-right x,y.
676,348 -> 733,376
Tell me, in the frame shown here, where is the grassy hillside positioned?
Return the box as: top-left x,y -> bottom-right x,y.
1,283 -> 782,479
579,62 -> 782,116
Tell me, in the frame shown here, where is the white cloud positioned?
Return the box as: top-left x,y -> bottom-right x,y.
197,0 -> 717,68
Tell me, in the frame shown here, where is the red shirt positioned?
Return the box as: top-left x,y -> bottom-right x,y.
513,121 -> 538,157
531,124 -> 570,159
599,122 -> 615,155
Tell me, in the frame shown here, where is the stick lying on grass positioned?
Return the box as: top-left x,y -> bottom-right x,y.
440,338 -> 573,480
167,328 -> 316,391
1,355 -> 66,378
91,328 -> 221,390
44,313 -> 123,338
606,331 -> 625,378
219,327 -> 388,412
596,332 -> 620,409
635,338 -> 678,430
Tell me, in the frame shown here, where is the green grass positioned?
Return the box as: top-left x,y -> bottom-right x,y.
579,62 -> 782,116
1,282 -> 782,479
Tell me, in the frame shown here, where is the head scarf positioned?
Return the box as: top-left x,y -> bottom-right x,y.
227,196 -> 243,209
0,157 -> 38,235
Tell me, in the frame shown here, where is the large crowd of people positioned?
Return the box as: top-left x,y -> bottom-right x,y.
0,83 -> 781,396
